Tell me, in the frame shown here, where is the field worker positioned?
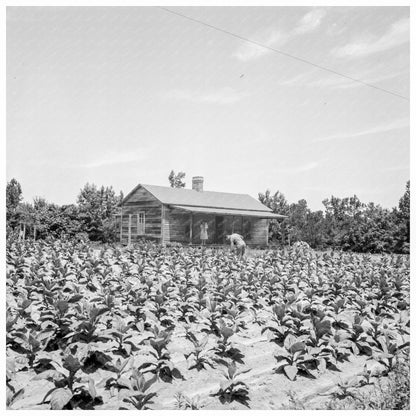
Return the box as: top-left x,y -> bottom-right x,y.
200,221 -> 208,245
18,224 -> 25,241
226,233 -> 246,257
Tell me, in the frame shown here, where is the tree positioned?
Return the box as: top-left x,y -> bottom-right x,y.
77,183 -> 122,241
168,170 -> 186,188
358,203 -> 399,253
395,180 -> 410,253
259,190 -> 290,244
398,181 -> 410,219
6,178 -> 23,225
304,210 -> 326,249
287,199 -> 309,244
398,181 -> 410,236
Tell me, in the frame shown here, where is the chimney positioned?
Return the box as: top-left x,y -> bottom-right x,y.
192,176 -> 204,192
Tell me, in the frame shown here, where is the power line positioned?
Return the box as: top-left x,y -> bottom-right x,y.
158,7 -> 409,101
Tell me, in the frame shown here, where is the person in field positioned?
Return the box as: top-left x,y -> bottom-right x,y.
18,224 -> 25,241
200,221 -> 208,245
226,233 -> 246,257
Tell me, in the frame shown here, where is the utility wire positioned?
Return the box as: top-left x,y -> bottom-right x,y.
158,7 -> 409,101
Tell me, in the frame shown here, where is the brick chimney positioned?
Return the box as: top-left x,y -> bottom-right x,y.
192,176 -> 204,192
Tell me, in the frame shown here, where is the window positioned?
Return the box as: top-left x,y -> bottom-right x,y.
137,212 -> 145,235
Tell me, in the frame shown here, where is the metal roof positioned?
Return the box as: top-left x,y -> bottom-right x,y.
123,184 -> 276,213
171,205 -> 286,219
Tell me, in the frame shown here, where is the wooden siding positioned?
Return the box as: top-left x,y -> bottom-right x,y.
120,186 -> 162,244
161,204 -> 170,244
164,208 -> 190,243
125,186 -> 158,204
164,209 -> 217,244
249,218 -> 269,246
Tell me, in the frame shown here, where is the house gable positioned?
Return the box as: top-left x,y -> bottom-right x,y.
122,184 -> 162,205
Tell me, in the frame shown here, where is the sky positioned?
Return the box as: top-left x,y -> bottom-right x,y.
6,6 -> 410,211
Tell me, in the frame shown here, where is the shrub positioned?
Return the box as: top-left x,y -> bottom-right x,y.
325,353 -> 409,410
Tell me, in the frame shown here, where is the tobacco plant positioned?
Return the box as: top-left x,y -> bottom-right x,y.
210,319 -> 245,365
119,370 -> 158,410
274,334 -> 316,381
184,332 -> 215,371
37,354 -> 101,409
210,361 -> 251,407
261,303 -> 293,346
138,325 -> 184,382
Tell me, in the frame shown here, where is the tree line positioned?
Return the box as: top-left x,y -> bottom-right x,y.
6,175 -> 410,254
259,181 -> 410,254
6,179 -> 123,242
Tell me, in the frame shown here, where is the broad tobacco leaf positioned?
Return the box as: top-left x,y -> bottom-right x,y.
284,365 -> 298,381
49,387 -> 73,410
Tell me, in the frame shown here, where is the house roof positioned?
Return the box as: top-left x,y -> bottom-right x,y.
123,184 -> 285,218
171,205 -> 285,219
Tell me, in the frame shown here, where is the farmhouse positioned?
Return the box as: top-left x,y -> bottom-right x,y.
117,176 -> 285,246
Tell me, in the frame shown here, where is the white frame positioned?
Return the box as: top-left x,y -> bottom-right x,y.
137,211 -> 145,235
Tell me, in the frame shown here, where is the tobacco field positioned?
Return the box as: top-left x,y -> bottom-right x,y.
6,238 -> 410,410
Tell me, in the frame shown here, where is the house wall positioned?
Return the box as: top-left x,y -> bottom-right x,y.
249,218 -> 269,246
163,208 -> 217,244
119,187 -> 162,244
224,217 -> 268,246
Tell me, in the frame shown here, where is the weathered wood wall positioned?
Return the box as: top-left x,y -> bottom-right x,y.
120,187 -> 162,244
161,205 -> 170,244
162,209 -> 269,246
249,218 -> 269,246
163,208 -> 192,244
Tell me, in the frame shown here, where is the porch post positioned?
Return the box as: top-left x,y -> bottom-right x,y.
120,207 -> 123,243
161,205 -> 165,246
128,214 -> 132,246
189,213 -> 193,244
266,219 -> 269,246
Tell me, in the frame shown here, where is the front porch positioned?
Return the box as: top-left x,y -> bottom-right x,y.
165,206 -> 270,246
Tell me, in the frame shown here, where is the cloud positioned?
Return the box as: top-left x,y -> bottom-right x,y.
313,118 -> 409,143
233,9 -> 326,62
164,87 -> 247,104
332,17 -> 409,58
276,161 -> 320,174
278,67 -> 407,90
309,69 -> 408,89
233,29 -> 288,62
278,70 -> 318,86
81,150 -> 148,168
326,22 -> 347,37
293,9 -> 327,35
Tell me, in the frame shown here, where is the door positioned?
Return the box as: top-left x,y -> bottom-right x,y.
215,216 -> 225,244
137,212 -> 145,235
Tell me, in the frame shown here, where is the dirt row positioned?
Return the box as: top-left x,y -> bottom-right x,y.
11,318 -> 382,410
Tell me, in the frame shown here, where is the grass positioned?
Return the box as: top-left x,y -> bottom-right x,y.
324,353 -> 410,410
282,352 -> 410,410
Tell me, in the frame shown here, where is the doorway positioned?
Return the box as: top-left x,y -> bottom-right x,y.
215,216 -> 225,244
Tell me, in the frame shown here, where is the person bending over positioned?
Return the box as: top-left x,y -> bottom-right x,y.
226,233 -> 246,257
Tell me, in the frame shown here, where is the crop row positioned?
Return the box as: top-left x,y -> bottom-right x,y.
6,239 -> 410,409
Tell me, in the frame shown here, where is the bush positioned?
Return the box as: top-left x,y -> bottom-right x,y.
325,353 -> 410,410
